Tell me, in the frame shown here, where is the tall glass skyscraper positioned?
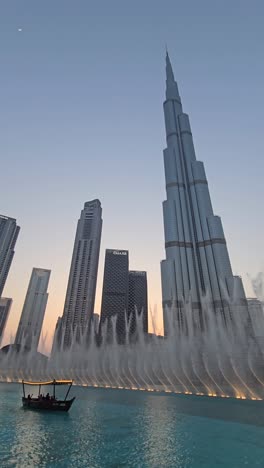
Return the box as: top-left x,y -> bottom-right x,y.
128,271 -> 148,337
0,297 -> 12,345
100,252 -> 148,343
59,199 -> 102,349
161,53 -> 246,334
100,249 -> 129,344
15,268 -> 50,351
0,214 -> 20,297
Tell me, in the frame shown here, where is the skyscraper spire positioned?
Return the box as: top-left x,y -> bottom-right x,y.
166,50 -> 175,82
165,51 -> 181,103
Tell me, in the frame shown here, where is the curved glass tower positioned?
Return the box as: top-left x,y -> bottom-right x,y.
161,53 -> 246,334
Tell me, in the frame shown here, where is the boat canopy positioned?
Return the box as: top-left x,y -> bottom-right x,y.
22,379 -> 73,386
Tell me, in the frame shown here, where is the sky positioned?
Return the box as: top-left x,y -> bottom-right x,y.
1,0 -> 264,352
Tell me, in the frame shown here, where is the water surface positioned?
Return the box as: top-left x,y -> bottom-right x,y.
0,383 -> 264,467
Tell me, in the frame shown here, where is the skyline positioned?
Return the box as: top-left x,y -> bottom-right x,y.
1,1 -> 264,350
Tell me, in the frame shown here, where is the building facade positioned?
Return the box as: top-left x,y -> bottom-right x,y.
15,268 -> 50,351
0,215 -> 20,297
100,249 -> 129,344
0,297 -> 12,345
59,199 -> 102,349
161,53 -> 247,334
128,271 -> 148,338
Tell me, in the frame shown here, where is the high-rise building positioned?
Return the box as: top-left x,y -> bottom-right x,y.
0,297 -> 12,345
0,215 -> 20,297
128,271 -> 148,337
161,53 -> 247,334
59,199 -> 102,349
15,268 -> 50,351
100,249 -> 129,343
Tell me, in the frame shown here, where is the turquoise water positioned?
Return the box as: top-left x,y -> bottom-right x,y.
0,383 -> 264,467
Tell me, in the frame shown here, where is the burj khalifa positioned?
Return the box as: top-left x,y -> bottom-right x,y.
161,53 -> 247,334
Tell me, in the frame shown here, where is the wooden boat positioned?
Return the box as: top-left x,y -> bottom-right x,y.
22,379 -> 75,412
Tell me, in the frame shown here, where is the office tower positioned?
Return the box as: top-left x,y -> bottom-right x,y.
161,53 -> 247,334
128,271 -> 148,338
60,199 -> 102,349
0,298 -> 12,345
100,249 -> 129,344
15,268 -> 50,351
0,215 -> 20,297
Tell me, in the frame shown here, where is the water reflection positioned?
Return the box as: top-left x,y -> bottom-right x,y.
11,410 -> 52,467
140,396 -> 193,467
1,384 -> 264,467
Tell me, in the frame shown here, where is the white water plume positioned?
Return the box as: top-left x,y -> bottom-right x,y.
251,272 -> 264,302
1,299 -> 264,400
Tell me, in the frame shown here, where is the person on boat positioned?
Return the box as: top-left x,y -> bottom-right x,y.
27,394 -> 31,400
45,392 -> 50,400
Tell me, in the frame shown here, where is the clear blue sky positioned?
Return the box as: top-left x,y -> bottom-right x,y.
1,0 -> 264,349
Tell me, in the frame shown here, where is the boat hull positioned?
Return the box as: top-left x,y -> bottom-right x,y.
22,397 -> 75,412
